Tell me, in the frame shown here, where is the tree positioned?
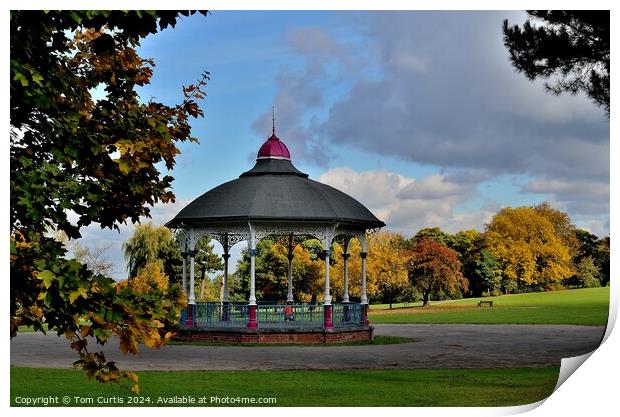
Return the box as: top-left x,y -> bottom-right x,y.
573,256 -> 600,288
503,11 -> 610,114
123,223 -> 180,279
405,237 -> 468,306
595,236 -> 610,287
411,227 -> 451,247
484,206 -> 573,289
234,239 -> 325,302
54,230 -> 113,277
449,229 -> 480,258
364,232 -> 410,308
122,223 -> 222,297
575,228 -> 600,262
129,262 -> 170,293
472,249 -> 502,296
534,202 -> 578,256
10,10 -> 207,391
194,239 -> 224,300
235,239 -> 289,302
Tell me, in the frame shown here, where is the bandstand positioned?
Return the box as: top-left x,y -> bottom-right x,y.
166,122 -> 384,343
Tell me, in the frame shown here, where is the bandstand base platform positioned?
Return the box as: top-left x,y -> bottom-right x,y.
174,326 -> 374,344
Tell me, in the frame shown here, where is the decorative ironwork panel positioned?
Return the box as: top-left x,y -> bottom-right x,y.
250,223 -> 337,246
186,302 -> 249,329
333,234 -> 353,253
175,229 -> 189,252
332,303 -> 364,327
177,226 -> 251,252
256,303 -> 325,330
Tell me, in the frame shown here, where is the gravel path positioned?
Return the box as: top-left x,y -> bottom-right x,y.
10,324 -> 605,371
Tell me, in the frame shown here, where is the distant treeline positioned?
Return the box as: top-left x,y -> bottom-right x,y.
223,202 -> 609,305
121,203 -> 609,306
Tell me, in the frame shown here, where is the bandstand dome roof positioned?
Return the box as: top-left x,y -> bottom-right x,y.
166,129 -> 385,230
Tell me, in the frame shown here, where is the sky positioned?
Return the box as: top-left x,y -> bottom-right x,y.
74,11 -> 610,280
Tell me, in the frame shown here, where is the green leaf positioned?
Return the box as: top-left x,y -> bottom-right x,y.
68,11 -> 82,24
37,270 -> 56,289
117,159 -> 131,174
31,73 -> 44,86
13,72 -> 28,87
69,287 -> 88,304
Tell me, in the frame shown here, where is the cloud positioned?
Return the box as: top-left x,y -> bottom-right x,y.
287,26 -> 346,58
250,25 -> 356,166
397,173 -> 475,200
320,12 -> 609,181
265,12 -> 608,230
318,167 -> 487,234
521,179 -> 609,216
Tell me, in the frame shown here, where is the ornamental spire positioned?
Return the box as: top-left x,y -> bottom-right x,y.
272,106 -> 276,136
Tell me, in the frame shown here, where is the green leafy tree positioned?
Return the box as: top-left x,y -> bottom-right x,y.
123,223 -> 180,279
472,249 -> 502,296
575,229 -> 600,262
503,11 -> 610,114
405,237 -> 468,306
411,227 -> 451,247
449,229 -> 480,258
194,239 -> 224,300
10,10 -> 207,391
573,256 -> 601,288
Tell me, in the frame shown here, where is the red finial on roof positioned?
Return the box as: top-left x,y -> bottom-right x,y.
257,107 -> 291,160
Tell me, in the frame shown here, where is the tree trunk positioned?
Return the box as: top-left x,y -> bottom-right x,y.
422,291 -> 430,307
199,278 -> 206,300
199,269 -> 206,300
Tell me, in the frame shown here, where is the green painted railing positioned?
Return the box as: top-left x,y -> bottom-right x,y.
181,302 -> 365,329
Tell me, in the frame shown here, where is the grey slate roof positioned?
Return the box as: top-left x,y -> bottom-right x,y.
166,159 -> 385,230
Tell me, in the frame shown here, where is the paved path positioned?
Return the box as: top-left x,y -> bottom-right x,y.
10,324 -> 605,371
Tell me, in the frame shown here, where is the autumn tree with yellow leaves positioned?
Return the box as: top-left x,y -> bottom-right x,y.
330,232 -> 411,306
484,206 -> 574,290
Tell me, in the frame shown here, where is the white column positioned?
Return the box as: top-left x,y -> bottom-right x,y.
222,253 -> 230,303
323,247 -> 331,305
181,256 -> 187,294
248,225 -> 257,305
360,234 -> 368,305
287,236 -> 294,302
343,252 -> 350,303
188,229 -> 196,305
222,234 -> 229,303
180,234 -> 187,294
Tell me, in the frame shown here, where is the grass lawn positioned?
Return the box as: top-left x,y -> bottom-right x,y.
10,366 -> 559,407
370,287 -> 609,326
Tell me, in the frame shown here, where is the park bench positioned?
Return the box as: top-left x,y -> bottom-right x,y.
478,301 -> 494,308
